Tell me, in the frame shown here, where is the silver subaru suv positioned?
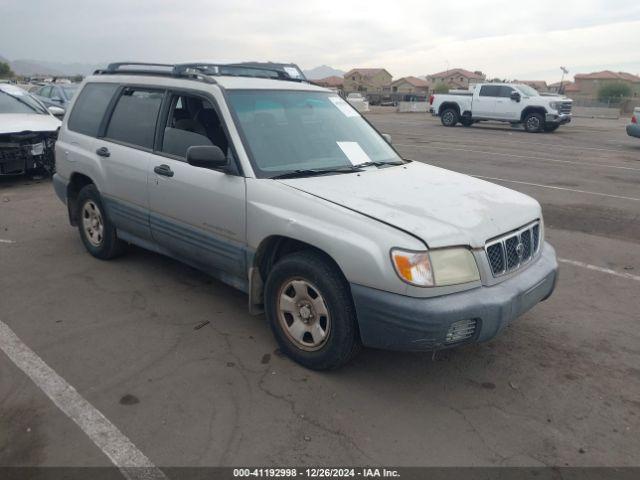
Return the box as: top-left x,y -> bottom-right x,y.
53,62 -> 558,370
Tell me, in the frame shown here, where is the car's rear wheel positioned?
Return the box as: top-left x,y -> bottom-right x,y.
264,251 -> 360,370
440,108 -> 459,127
544,124 -> 559,132
77,184 -> 125,260
524,112 -> 544,132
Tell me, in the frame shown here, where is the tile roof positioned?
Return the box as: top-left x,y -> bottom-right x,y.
312,75 -> 344,87
427,68 -> 485,80
392,76 -> 428,87
574,70 -> 640,82
344,68 -> 391,78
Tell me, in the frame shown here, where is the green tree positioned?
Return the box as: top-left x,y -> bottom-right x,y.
598,82 -> 631,101
72,74 -> 84,83
433,83 -> 450,94
0,62 -> 14,78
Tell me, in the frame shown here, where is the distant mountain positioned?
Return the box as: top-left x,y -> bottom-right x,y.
303,65 -> 345,80
0,54 -> 103,76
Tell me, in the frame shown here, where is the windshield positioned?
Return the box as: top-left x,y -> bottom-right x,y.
515,84 -> 540,97
0,86 -> 48,115
227,90 -> 400,177
62,85 -> 78,99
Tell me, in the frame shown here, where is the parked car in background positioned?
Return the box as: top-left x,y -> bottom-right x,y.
53,62 -> 557,370
346,92 -> 370,113
33,83 -> 78,115
0,84 -> 61,175
627,107 -> 640,139
430,83 -> 572,132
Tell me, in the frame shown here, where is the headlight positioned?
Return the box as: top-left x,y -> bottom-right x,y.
549,101 -> 561,111
391,248 -> 480,287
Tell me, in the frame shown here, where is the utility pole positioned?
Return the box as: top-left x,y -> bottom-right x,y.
559,66 -> 569,94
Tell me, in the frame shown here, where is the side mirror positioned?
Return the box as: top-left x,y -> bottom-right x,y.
382,133 -> 392,144
186,145 -> 228,170
48,106 -> 65,118
510,91 -> 521,102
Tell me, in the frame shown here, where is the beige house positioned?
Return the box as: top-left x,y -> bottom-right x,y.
343,68 -> 392,95
571,71 -> 640,98
391,76 -> 429,96
312,76 -> 344,90
515,80 -> 548,92
426,68 -> 485,90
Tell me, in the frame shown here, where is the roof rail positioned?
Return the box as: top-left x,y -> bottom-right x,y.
94,61 -> 307,83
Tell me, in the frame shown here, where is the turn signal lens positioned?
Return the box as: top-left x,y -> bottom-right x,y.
391,249 -> 434,287
632,115 -> 638,124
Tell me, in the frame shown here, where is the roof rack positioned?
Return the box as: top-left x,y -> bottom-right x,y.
94,61 -> 307,83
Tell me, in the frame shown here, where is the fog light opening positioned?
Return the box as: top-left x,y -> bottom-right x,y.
445,319 -> 478,345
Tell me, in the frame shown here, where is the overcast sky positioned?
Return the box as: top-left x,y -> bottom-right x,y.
2,0 -> 639,81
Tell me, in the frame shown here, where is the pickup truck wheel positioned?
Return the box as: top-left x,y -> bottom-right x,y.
440,108 -> 459,127
524,113 -> 544,133
544,124 -> 559,132
264,251 -> 360,370
76,184 -> 125,260
461,117 -> 473,127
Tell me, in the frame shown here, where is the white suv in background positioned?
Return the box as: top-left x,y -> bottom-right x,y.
53,62 -> 558,370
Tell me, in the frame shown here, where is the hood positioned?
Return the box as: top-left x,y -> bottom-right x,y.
278,161 -> 541,249
0,114 -> 61,135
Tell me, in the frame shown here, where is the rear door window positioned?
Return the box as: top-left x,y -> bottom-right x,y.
105,88 -> 164,149
479,85 -> 500,97
68,83 -> 119,137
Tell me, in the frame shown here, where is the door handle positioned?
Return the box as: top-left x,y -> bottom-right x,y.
96,146 -> 110,157
154,164 -> 174,177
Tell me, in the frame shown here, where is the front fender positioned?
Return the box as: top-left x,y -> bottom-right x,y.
246,178 -> 425,296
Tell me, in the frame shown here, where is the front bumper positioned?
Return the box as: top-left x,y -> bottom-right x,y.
626,124 -> 640,138
351,242 -> 558,351
545,113 -> 571,125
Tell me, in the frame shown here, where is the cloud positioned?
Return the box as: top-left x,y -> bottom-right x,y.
1,0 -> 639,81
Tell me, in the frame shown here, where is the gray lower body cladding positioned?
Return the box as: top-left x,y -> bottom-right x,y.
627,124 -> 640,138
351,243 -> 558,351
0,131 -> 57,175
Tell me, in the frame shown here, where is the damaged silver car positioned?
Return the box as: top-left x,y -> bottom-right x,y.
0,84 -> 61,176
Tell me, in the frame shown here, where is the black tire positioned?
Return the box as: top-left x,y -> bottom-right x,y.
544,124 -> 559,132
76,184 -> 125,260
523,112 -> 544,133
461,117 -> 473,127
264,251 -> 361,370
440,108 -> 459,127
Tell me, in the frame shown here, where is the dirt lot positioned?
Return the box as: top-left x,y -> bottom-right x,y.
1,114 -> 639,470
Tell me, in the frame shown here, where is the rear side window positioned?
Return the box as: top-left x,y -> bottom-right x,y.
105,88 -> 163,149
479,85 -> 500,97
68,83 -> 119,137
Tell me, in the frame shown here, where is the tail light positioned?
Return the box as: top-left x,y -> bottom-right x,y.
633,115 -> 638,124
429,94 -> 435,105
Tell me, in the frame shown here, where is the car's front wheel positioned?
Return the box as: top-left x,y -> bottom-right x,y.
524,112 -> 544,132
76,184 -> 125,260
264,251 -> 360,370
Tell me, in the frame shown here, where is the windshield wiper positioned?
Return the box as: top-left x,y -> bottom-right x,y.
270,166 -> 364,179
353,160 -> 406,169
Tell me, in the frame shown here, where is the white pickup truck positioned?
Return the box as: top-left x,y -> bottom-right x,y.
430,83 -> 572,133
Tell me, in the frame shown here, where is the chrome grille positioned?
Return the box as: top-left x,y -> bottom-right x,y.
559,102 -> 572,114
485,221 -> 541,277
